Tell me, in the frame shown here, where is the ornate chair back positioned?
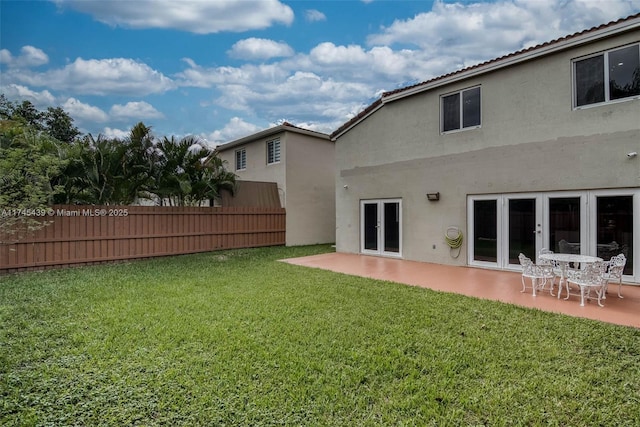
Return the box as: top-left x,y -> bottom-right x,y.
604,253 -> 627,298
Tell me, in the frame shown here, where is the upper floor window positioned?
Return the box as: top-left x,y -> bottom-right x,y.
267,138 -> 281,164
574,43 -> 640,108
441,86 -> 481,133
235,148 -> 246,171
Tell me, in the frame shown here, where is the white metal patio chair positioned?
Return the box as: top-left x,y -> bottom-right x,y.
518,253 -> 555,296
566,261 -> 607,307
538,248 -> 560,295
603,253 -> 627,299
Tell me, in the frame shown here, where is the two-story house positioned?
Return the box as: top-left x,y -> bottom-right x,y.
216,122 -> 335,246
331,14 -> 640,284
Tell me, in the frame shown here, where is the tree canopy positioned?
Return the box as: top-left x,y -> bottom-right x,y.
0,95 -> 237,239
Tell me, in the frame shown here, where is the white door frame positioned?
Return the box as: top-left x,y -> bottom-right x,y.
468,189 -> 638,283
360,199 -> 402,257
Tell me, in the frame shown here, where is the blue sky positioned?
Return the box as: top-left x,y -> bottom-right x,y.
2,0 -> 639,146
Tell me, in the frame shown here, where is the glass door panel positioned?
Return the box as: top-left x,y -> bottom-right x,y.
508,198 -> 537,264
548,197 -> 581,254
383,202 -> 400,253
472,199 -> 497,263
597,196 -> 633,275
362,202 -> 379,252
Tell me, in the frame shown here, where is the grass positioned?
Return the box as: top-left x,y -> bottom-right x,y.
1,244 -> 639,426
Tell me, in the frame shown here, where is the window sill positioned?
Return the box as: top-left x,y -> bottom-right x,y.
574,95 -> 640,111
441,125 -> 482,135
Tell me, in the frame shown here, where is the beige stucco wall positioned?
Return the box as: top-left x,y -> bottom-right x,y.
218,131 -> 287,207
218,130 -> 335,246
335,30 -> 640,265
285,134 -> 336,246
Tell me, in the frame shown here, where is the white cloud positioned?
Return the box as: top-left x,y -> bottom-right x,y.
367,0 -> 640,68
101,127 -> 130,140
204,117 -> 262,146
62,98 -> 109,122
305,9 -> 326,22
110,101 -> 164,120
0,49 -> 12,64
212,68 -> 374,128
0,84 -> 56,106
310,42 -> 369,65
6,57 -> 175,96
228,38 -> 294,60
177,60 -> 290,88
0,46 -> 49,68
54,0 -> 294,34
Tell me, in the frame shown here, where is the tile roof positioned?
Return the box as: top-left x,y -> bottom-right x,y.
330,13 -> 640,140
216,121 -> 330,152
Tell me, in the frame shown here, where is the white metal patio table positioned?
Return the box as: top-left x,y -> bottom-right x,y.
539,253 -> 603,300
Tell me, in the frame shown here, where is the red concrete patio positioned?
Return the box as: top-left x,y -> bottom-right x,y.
282,252 -> 640,329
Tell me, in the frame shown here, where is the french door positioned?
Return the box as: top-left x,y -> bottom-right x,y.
360,199 -> 402,257
468,190 -> 637,282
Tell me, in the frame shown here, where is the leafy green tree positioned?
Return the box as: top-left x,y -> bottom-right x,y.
0,120 -> 66,240
0,94 -> 14,119
44,106 -> 81,143
12,100 -> 44,130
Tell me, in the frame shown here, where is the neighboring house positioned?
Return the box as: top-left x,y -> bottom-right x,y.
331,14 -> 640,284
216,122 -> 335,246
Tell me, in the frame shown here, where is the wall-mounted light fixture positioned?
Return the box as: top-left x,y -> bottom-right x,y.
426,192 -> 440,201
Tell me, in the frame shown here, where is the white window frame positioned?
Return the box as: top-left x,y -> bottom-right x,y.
572,43 -> 640,109
266,138 -> 281,165
235,148 -> 246,171
440,85 -> 481,133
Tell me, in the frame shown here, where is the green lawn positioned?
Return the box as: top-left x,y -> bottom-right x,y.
1,245 -> 639,426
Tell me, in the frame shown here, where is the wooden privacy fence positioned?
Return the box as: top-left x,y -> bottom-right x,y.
0,205 -> 286,273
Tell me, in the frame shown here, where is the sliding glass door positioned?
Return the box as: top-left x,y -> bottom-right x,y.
468,190 -> 637,282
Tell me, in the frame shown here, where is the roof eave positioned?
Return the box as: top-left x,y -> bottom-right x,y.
217,124 -> 330,152
330,98 -> 384,140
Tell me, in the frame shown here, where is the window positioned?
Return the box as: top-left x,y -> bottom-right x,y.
267,138 -> 280,164
441,86 -> 481,132
574,43 -> 640,107
235,148 -> 246,171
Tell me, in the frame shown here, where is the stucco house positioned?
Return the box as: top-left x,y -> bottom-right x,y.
331,14 -> 640,284
216,122 -> 335,246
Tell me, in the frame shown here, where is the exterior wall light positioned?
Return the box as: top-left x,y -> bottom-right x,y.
426,192 -> 440,201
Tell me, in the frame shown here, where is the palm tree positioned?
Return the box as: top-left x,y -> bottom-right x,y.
79,135 -> 129,204
151,136 -> 236,206
201,154 -> 236,204
123,122 -> 158,204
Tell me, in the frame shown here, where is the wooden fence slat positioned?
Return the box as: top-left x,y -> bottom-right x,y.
1,205 -> 286,273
